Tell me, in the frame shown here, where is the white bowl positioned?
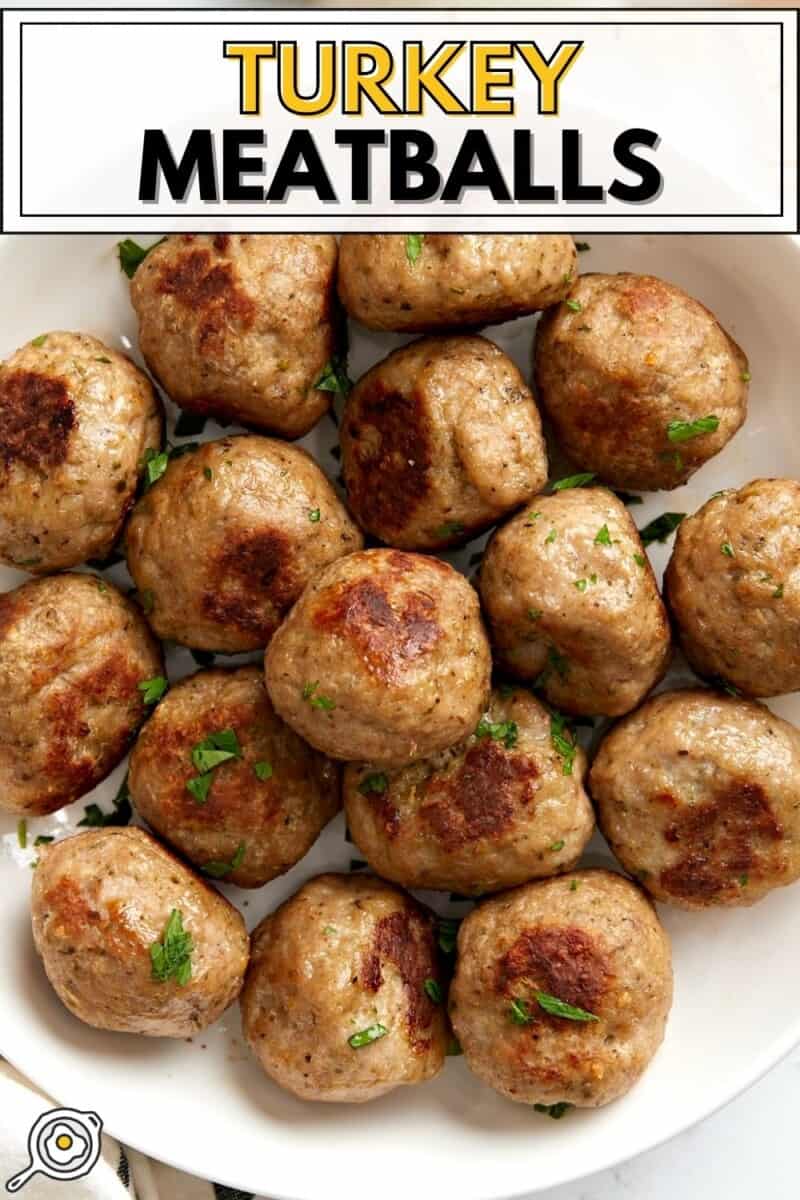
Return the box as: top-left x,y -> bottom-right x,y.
0,233 -> 798,1200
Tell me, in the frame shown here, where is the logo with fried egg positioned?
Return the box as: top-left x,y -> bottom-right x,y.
5,1107 -> 103,1192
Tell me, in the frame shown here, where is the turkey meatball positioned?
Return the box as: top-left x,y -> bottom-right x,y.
479,488 -> 670,716
0,331 -> 162,572
450,870 -> 672,1108
338,235 -> 577,332
129,666 -> 340,888
241,873 -> 446,1102
125,435 -> 362,652
534,273 -> 748,491
0,573 -> 163,816
31,827 -> 249,1037
590,688 -> 800,909
665,479 -> 800,697
265,549 -> 491,765
344,687 -> 593,895
341,336 -> 548,550
130,234 -> 338,437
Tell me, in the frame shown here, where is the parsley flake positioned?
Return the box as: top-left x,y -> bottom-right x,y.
740,370 -> 751,383
437,916 -> 461,955
302,681 -> 336,711
721,541 -> 734,558
638,513 -> 685,547
253,761 -> 273,781
435,520 -> 465,538
117,237 -> 166,279
150,909 -> 193,986
308,508 -> 321,523
405,234 -> 425,265
550,711 -> 577,777
545,528 -> 558,544
17,819 -> 27,849
550,840 -> 565,852
141,447 -> 169,488
552,472 -> 595,492
536,991 -> 598,1021
138,676 -> 168,705
423,978 -> 442,1004
510,997 -> 532,1025
534,1102 -> 573,1120
666,415 -> 720,443
314,358 -> 352,394
564,299 -> 582,313
594,524 -> 612,546
191,728 -> 242,774
633,553 -> 646,568
348,1024 -> 388,1049
202,841 -> 246,879
78,775 -> 132,827
30,334 -> 48,348
575,242 -> 591,252
475,718 -> 518,749
358,772 -> 389,796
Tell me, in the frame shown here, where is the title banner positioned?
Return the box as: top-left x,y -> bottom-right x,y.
1,7 -> 797,232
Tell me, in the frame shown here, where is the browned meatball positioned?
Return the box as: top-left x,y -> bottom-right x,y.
344,687 -> 593,895
130,234 -> 338,438
0,331 -> 162,572
241,873 -> 447,1102
31,827 -> 249,1037
129,666 -> 340,888
534,273 -> 748,491
340,336 -> 548,550
265,549 -> 491,765
0,574 -> 163,816
125,435 -> 363,652
590,689 -> 800,909
338,235 -> 577,332
479,488 -> 671,716
665,479 -> 800,696
450,871 -> 673,1108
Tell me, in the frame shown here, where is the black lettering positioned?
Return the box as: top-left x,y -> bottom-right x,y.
222,130 -> 265,201
265,130 -> 336,202
609,128 -> 662,203
513,130 -> 556,201
389,131 -> 440,201
441,130 -> 511,202
561,129 -> 604,202
335,130 -> 386,202
139,129 -> 217,202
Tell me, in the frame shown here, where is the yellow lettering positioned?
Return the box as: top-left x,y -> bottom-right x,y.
224,43 -> 276,115
343,44 -> 401,115
279,42 -> 337,116
515,41 -> 583,116
404,42 -> 467,115
473,43 -> 515,115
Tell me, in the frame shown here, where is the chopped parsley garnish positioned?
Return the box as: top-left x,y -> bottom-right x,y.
437,916 -> 461,955
534,1102 -> 574,1120
638,512 -> 685,547
138,589 -> 155,615
545,528 -> 558,544
550,840 -> 565,852
203,467 -> 213,481
528,608 -> 543,622
34,835 -> 54,847
574,579 -> 588,593
138,675 -> 168,705
594,524 -> 612,546
738,873 -> 749,887
536,991 -> 599,1022
614,490 -> 643,506
202,841 -> 246,879
773,583 -> 785,599
308,508 -> 321,523
323,925 -> 337,936
510,997 -> 532,1025
31,334 -> 48,348
348,1023 -> 388,1049
633,553 -> 646,568
186,775 -> 213,804
575,242 -> 591,252
564,299 -> 582,313
358,772 -> 389,796
405,234 -> 425,265
191,728 -> 242,774
253,761 -> 273,781
550,711 -> 577,777
540,645 -> 570,684
117,237 -> 166,279
721,541 -> 734,557
423,978 -> 442,1004
666,415 -> 720,443
552,472 -> 595,492
475,717 -> 518,749
302,681 -> 336,711
174,410 -> 207,437
17,819 -> 27,849
525,510 -> 541,525
570,879 -> 580,891
314,357 -> 352,394
141,447 -> 169,488
78,775 -> 132,827
740,370 -> 751,383
436,521 -> 465,538
150,909 -> 193,986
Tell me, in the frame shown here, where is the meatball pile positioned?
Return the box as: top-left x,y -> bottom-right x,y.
5,230 -> 792,1122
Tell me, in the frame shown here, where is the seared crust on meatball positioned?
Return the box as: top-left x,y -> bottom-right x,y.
265,549 -> 491,765
665,479 -> 800,697
450,870 -> 672,1108
125,435 -> 363,652
129,666 -> 340,888
344,688 -> 593,895
241,873 -> 446,1102
479,489 -> 671,716
338,235 -> 577,333
591,688 -> 800,909
130,234 -> 338,438
341,336 -> 548,550
0,331 -> 162,572
534,273 -> 748,491
31,827 -> 249,1036
0,574 -> 163,816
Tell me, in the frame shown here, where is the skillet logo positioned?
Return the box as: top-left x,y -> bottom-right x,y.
140,37 -> 662,207
5,1108 -> 103,1192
